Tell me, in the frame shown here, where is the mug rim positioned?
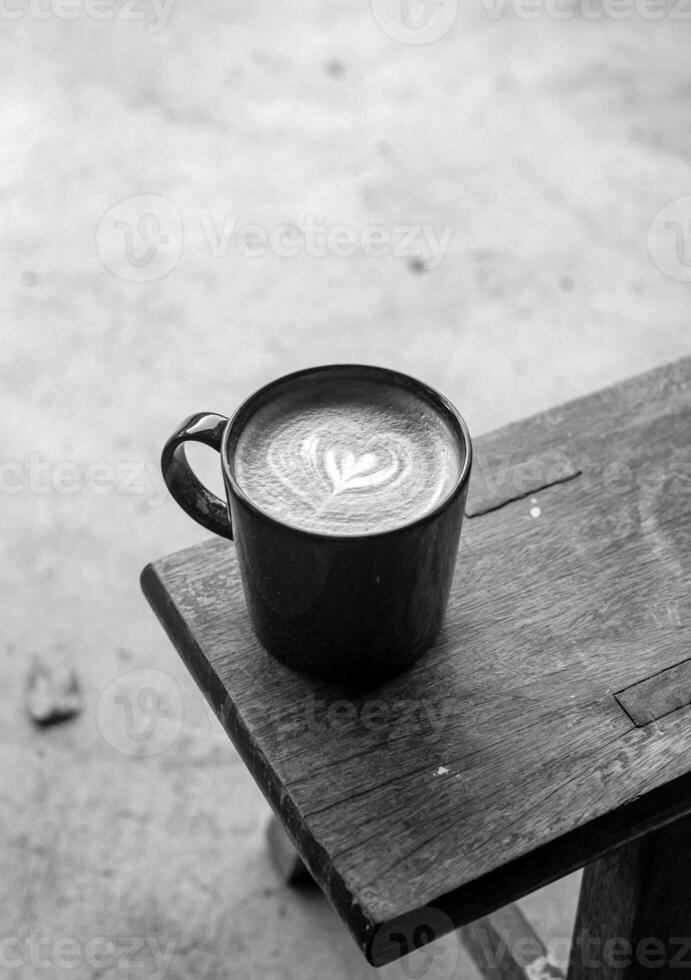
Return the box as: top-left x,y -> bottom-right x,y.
220,363 -> 473,542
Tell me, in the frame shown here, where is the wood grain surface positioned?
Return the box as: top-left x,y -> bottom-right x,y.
142,356 -> 691,966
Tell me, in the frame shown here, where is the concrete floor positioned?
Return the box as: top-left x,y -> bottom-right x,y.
1,2 -> 691,977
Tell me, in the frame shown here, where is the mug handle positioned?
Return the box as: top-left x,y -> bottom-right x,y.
161,412 -> 234,540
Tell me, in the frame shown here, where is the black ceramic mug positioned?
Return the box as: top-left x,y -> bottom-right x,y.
161,364 -> 472,686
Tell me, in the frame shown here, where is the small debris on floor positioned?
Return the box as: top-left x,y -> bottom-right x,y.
408,257 -> 427,273
325,58 -> 345,78
21,269 -> 40,287
25,656 -> 82,727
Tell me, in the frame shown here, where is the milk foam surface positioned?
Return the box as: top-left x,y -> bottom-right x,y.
233,375 -> 463,535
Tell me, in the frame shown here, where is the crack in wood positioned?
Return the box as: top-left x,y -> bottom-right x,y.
466,469 -> 583,519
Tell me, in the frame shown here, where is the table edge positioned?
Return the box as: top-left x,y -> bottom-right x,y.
141,557 -> 691,965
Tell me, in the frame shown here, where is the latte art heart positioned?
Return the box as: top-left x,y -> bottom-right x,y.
324,448 -> 387,494
312,437 -> 405,495
233,376 -> 462,535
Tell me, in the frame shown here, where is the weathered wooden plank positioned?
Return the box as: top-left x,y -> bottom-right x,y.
615,657 -> 691,726
461,904 -> 564,980
568,811 -> 691,979
142,356 -> 691,965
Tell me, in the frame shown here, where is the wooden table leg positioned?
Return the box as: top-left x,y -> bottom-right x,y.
461,903 -> 565,979
569,813 -> 691,978
266,815 -> 314,886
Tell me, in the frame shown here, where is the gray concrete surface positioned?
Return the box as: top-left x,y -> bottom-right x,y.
1,1 -> 690,977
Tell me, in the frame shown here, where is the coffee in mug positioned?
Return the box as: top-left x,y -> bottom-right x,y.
161,365 -> 472,686
233,373 -> 463,536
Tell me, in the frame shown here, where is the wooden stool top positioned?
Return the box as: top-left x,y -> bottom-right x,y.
142,357 -> 691,966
